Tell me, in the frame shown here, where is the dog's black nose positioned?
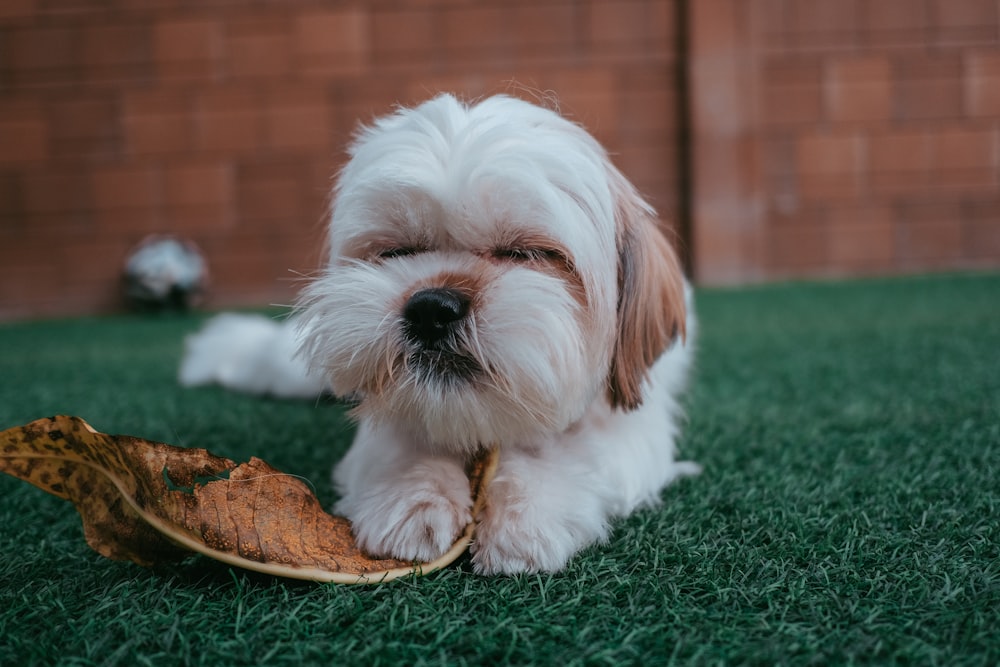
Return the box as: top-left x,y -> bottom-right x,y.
402,288 -> 470,346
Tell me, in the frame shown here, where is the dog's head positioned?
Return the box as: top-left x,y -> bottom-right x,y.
298,94 -> 685,451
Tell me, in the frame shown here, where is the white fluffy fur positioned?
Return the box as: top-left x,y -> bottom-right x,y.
178,313 -> 326,399
179,94 -> 699,574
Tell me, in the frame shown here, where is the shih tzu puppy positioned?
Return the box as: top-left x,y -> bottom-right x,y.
179,94 -> 700,574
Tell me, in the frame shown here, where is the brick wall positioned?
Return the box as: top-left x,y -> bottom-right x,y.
4,1 -> 998,319
691,0 -> 1000,283
0,1 -> 681,319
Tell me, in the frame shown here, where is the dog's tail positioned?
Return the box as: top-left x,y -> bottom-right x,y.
178,313 -> 328,399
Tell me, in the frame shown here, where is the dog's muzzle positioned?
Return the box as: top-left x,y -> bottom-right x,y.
402,288 -> 481,382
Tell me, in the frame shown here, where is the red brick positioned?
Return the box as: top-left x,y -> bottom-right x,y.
760,136 -> 796,202
293,9 -> 369,77
154,19 -> 224,81
123,90 -> 195,155
964,199 -> 1000,259
440,6 -> 511,58
617,64 -> 676,134
21,210 -> 96,239
761,58 -> 824,126
236,160 -> 310,225
512,3 -> 576,55
694,220 -> 758,284
0,171 -> 22,220
55,237 -> 131,288
869,130 -> 932,177
930,0 -> 997,44
797,133 -> 862,173
619,86 -> 673,137
616,139 -> 677,199
305,158 -> 338,214
827,56 -> 891,123
339,77 -> 414,127
797,174 -> 862,203
827,204 -> 895,268
796,132 -> 863,200
894,199 -> 964,264
113,0 -> 182,12
692,0 -> 742,54
6,25 -> 82,88
696,132 -> 758,210
21,169 -> 93,216
927,143 -> 998,192
0,0 -> 36,20
590,0 -> 649,44
0,100 -> 48,163
589,0 -> 671,57
198,232 -> 287,298
97,206 -> 163,236
81,23 -> 152,83
226,15 -> 293,80
749,0 -> 787,38
269,105 -> 332,152
372,8 -> 438,61
196,87 -> 265,155
540,67 -> 620,140
47,95 -> 119,159
893,55 -> 964,121
37,0 -> 107,16
692,127 -> 764,281
648,0 -> 676,46
164,161 -> 233,209
263,87 -> 333,151
162,205 -> 235,237
8,25 -> 81,71
965,51 -> 1000,117
861,0 -> 929,46
786,1 -> 859,49
0,235 -> 64,319
931,127 -> 995,171
766,210 -> 829,272
92,164 -> 162,211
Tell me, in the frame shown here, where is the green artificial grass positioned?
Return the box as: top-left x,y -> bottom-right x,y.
1,272 -> 998,666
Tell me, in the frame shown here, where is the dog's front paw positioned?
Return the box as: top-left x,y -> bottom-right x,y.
470,479 -> 604,575
339,462 -> 473,563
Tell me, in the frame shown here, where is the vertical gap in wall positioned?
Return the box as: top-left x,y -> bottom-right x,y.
673,0 -> 695,276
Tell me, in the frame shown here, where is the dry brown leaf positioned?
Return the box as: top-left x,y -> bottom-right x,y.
0,415 -> 498,584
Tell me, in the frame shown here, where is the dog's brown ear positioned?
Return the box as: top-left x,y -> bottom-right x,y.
606,171 -> 687,411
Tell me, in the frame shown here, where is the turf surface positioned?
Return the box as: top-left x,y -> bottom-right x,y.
1,273 -> 997,666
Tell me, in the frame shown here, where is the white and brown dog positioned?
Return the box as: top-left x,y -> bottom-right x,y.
179,94 -> 700,575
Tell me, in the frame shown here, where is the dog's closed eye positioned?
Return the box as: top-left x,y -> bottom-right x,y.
377,247 -> 424,260
491,247 -> 563,263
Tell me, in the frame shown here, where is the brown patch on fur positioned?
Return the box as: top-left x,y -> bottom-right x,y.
397,270 -> 487,323
487,233 -> 588,310
606,171 -> 687,411
421,270 -> 487,297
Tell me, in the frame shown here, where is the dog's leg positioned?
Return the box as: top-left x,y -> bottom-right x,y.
471,339 -> 700,575
469,445 -> 616,574
332,421 -> 474,562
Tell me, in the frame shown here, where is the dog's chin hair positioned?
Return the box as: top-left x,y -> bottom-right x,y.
351,380 -> 583,454
343,335 -> 599,452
